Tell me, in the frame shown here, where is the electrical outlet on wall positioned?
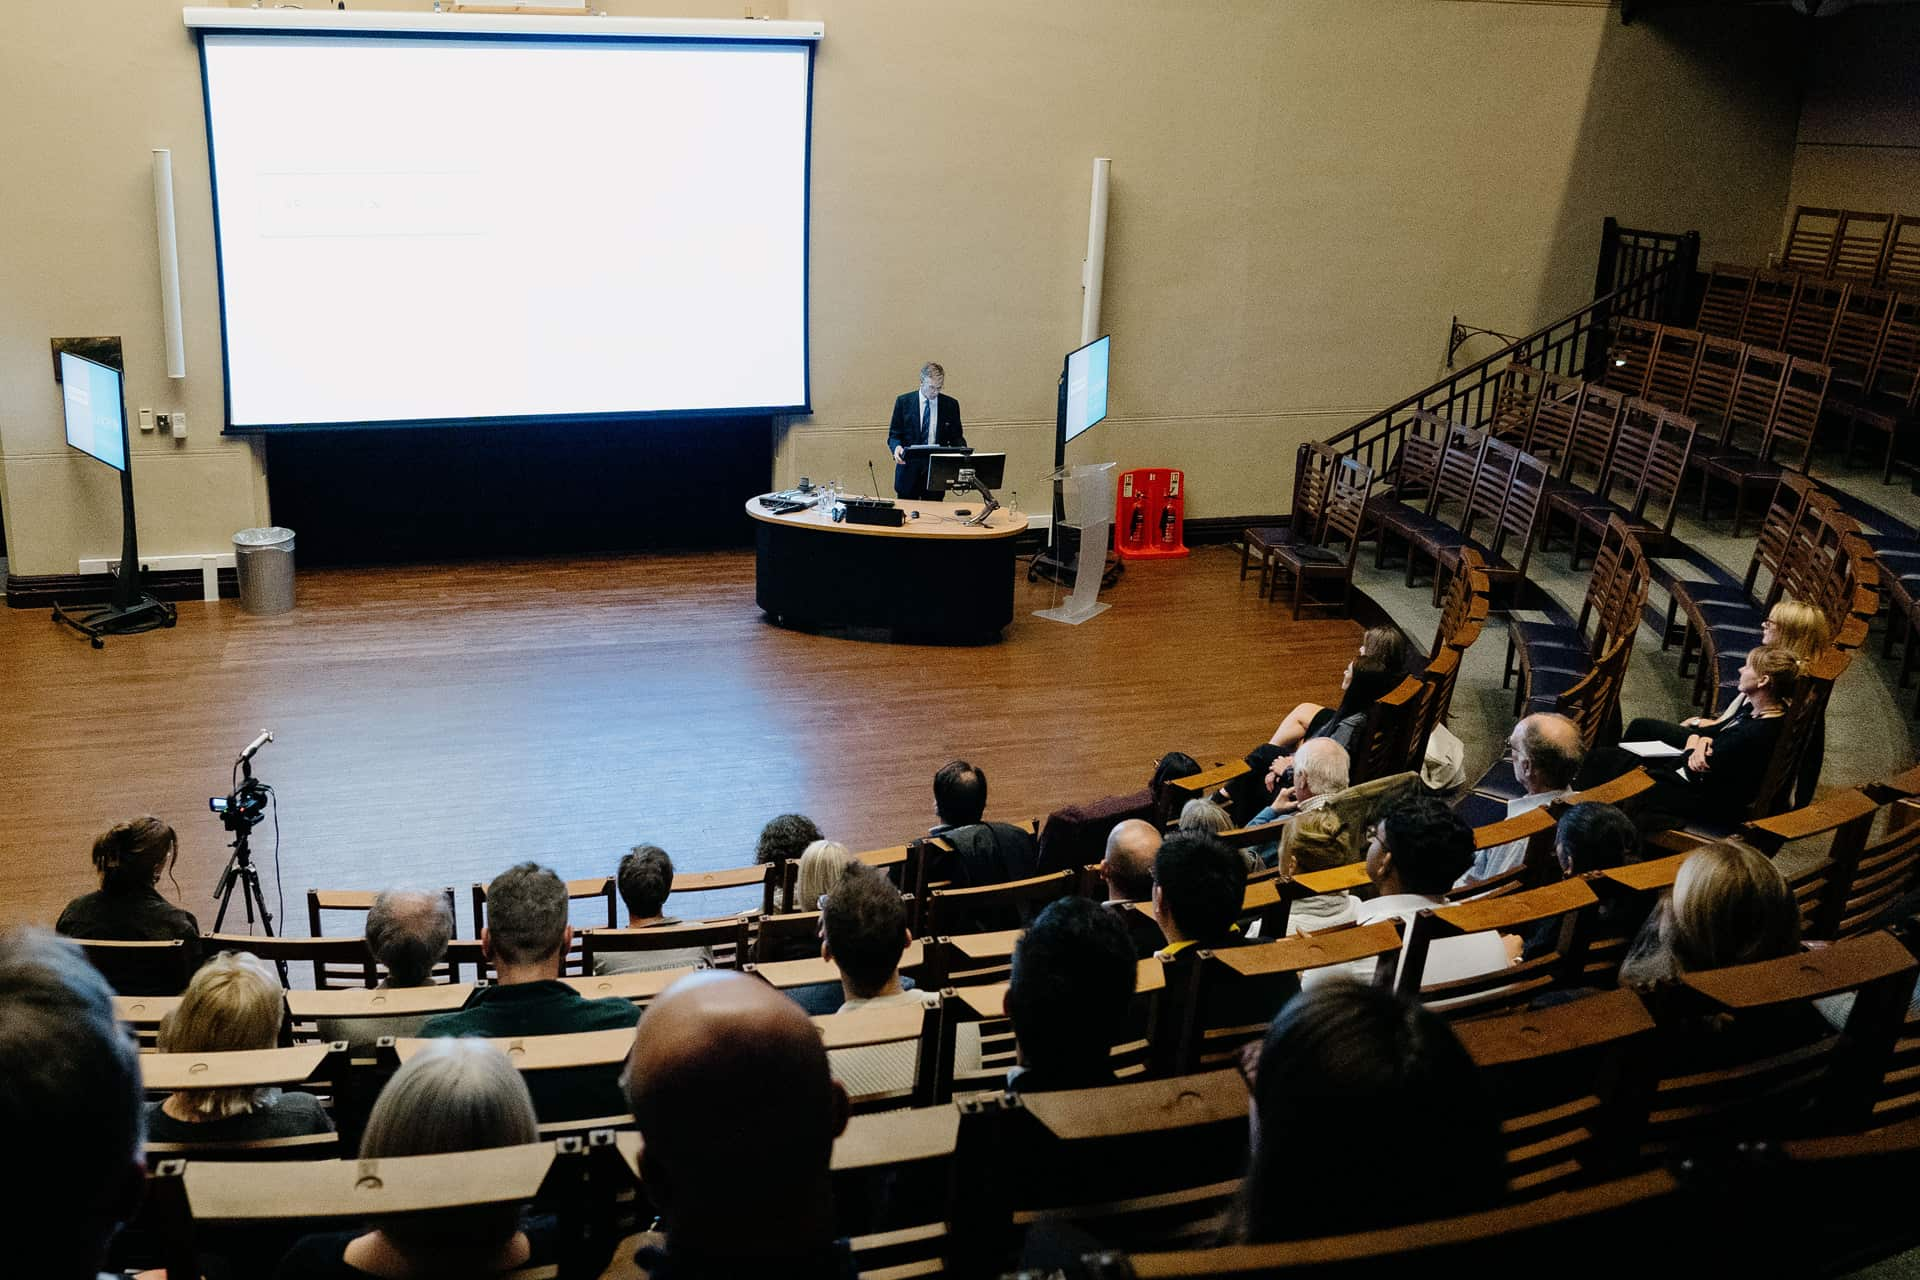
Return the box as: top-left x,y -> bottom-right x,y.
138,408 -> 155,432
169,412 -> 188,438
155,413 -> 171,433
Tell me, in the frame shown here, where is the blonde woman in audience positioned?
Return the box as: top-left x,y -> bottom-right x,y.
1622,646 -> 1803,829
147,951 -> 334,1145
1691,597 -> 1829,806
1613,599 -> 1831,804
795,839 -> 856,912
56,815 -> 202,991
1618,839 -> 1801,988
273,1039 -> 549,1279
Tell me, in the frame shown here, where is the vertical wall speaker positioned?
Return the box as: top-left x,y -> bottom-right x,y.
153,148 -> 186,379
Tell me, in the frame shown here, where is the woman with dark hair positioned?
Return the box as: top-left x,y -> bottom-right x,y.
56,817 -> 202,982
1227,983 -> 1505,1242
1266,627 -> 1409,752
1148,751 -> 1202,826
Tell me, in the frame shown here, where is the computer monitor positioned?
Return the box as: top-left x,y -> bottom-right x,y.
60,351 -> 130,472
926,451 -> 1005,494
1063,334 -> 1110,443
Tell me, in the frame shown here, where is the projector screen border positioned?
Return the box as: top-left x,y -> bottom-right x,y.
182,7 -> 824,43
194,20 -> 817,433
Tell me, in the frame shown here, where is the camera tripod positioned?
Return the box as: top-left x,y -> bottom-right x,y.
213,816 -> 276,937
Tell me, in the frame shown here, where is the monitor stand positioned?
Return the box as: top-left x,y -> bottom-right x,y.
50,467 -> 177,648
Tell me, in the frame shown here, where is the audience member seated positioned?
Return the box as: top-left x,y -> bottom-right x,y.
1147,751 -> 1203,826
0,928 -> 145,1279
1098,819 -> 1168,958
1276,762 -> 1428,938
595,845 -> 716,976
822,866 -> 931,1014
924,758 -> 1040,891
55,815 -> 203,992
1618,840 -> 1802,988
1616,840 -> 1825,1067
621,972 -> 853,1278
1587,647 -> 1802,832
1252,644 -> 1407,807
1266,626 -> 1409,752
275,1039 -> 554,1280
1305,797 -> 1507,990
1456,713 -> 1584,887
1034,752 -> 1194,874
1005,896 -> 1137,1094
421,862 -> 640,1121
1683,598 -> 1830,808
819,865 -> 934,1099
756,812 -> 824,865
314,888 -> 457,1050
1153,831 -> 1254,959
1522,801 -> 1647,960
1244,737 -> 1351,877
148,951 -> 335,1146
794,839 -> 856,914
1225,983 -> 1504,1242
1177,797 -> 1235,836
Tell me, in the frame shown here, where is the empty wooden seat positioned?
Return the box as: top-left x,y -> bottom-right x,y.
114,992 -> 184,1050
74,936 -> 196,997
1243,442 -> 1338,596
1267,454 -> 1374,618
1779,207 -> 1842,277
1453,987 -> 1658,1195
926,869 -> 1078,938
578,917 -> 749,973
815,997 -> 944,1112
1165,924 -> 1403,1074
1697,261 -> 1756,338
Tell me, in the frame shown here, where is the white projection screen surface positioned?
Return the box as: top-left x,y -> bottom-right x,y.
198,31 -> 814,428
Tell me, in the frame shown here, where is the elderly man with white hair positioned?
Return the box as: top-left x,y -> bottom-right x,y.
1243,738 -> 1353,865
1248,740 -> 1426,935
1454,713 -> 1585,889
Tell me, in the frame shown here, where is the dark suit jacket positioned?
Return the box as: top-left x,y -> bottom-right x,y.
886,391 -> 966,498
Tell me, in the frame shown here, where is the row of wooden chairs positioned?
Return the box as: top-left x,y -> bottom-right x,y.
1774,205 -> 1920,290
1693,264 -> 1920,483
1363,415 -> 1551,608
1502,515 -> 1650,728
1072,1115 -> 1920,1277
1595,318 -> 1833,533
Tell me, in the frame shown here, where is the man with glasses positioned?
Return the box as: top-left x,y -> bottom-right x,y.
887,361 -> 966,499
1455,713 -> 1584,889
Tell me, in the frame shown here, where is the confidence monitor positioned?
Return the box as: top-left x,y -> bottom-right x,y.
51,351 -> 176,646
1063,334 -> 1110,444
192,13 -> 820,430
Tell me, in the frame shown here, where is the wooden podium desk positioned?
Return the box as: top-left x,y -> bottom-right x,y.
745,496 -> 1028,642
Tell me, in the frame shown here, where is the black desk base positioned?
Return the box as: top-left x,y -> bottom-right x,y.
754,521 -> 1016,643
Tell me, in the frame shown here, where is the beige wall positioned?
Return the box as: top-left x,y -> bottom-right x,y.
1787,4 -> 1920,227
1,1 -> 1801,576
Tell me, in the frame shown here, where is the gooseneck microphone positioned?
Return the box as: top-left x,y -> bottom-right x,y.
869,460 -> 882,498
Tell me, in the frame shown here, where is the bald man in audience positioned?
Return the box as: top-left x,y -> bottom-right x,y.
1099,818 -> 1168,958
315,888 -> 455,1050
620,971 -> 852,1278
1456,713 -> 1585,888
0,928 -> 145,1280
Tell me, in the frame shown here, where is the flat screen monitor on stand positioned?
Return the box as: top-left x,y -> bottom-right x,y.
1031,334 -> 1119,588
50,350 -> 177,647
925,451 -> 1006,526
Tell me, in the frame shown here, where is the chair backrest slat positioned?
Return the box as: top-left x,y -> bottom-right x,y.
1698,261 -> 1756,338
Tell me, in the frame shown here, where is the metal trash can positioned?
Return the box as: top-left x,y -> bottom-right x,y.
233,527 -> 297,615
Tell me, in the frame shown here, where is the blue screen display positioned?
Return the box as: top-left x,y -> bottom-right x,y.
60,352 -> 128,472
1065,335 -> 1109,442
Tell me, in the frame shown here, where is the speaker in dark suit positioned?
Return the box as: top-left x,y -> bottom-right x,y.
886,361 -> 966,499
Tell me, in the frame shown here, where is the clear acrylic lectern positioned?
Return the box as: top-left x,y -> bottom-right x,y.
1035,461 -> 1117,625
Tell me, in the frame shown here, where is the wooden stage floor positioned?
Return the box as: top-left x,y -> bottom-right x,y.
0,546 -> 1359,934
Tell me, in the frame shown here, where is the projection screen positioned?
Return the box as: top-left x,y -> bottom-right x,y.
191,12 -> 820,430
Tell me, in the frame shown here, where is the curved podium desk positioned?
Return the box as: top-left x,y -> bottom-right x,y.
746,496 -> 1028,642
